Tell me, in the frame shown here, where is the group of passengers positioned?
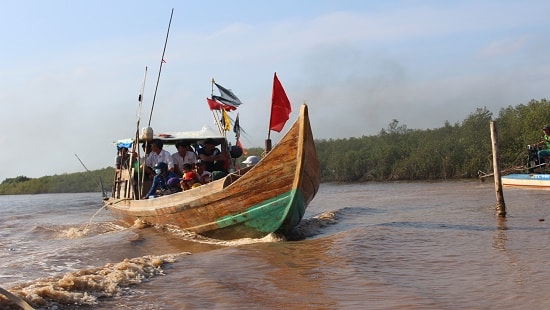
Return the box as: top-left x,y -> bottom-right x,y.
140,138 -> 224,199
116,138 -> 259,199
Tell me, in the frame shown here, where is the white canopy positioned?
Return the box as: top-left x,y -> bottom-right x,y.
115,125 -> 226,148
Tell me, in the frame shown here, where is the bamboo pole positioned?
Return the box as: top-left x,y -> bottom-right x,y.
147,8 -> 174,127
490,121 -> 506,217
134,66 -> 147,199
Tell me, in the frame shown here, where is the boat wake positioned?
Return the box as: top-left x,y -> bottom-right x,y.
37,208 -> 341,245
141,210 -> 340,245
34,221 -> 128,240
0,212 -> 341,308
286,210 -> 339,240
0,253 -> 190,309
152,224 -> 287,246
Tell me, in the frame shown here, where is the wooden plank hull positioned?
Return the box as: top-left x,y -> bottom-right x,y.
104,104 -> 320,239
501,173 -> 550,189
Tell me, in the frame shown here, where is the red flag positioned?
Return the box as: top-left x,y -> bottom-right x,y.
206,98 -> 237,111
269,73 -> 291,132
207,98 -> 222,110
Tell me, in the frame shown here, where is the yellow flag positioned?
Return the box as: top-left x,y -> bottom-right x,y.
222,109 -> 230,131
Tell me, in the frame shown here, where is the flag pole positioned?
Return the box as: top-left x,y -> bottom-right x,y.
265,73 -> 277,153
210,78 -> 224,134
147,8 -> 174,127
266,73 -> 275,140
265,120 -> 272,153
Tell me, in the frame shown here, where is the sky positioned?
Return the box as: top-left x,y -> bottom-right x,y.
1,0 -> 549,179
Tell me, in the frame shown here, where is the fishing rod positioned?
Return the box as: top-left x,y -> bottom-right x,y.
147,8 -> 174,127
74,153 -> 107,198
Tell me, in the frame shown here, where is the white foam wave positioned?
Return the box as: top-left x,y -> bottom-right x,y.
287,210 -> 339,240
0,253 -> 190,309
153,211 -> 340,244
38,222 -> 128,240
153,223 -> 286,246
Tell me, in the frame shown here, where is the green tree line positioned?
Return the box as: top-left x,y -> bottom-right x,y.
0,168 -> 114,195
1,98 -> 549,194
316,98 -> 550,181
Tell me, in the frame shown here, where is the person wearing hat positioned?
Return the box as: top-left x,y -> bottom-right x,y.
536,126 -> 550,163
179,171 -> 202,190
143,162 -> 178,199
242,155 -> 259,168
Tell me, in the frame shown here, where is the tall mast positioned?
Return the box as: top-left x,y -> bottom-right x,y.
147,8 -> 174,127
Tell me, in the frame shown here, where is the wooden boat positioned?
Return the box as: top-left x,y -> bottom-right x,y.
104,104 -> 320,239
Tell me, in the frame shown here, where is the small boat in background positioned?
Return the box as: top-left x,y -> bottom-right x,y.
483,145 -> 550,189
501,173 -> 550,189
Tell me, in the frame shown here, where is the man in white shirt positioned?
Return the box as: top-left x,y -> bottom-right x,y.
172,141 -> 197,176
145,139 -> 174,173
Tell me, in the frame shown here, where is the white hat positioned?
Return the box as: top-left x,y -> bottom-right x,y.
242,155 -> 259,166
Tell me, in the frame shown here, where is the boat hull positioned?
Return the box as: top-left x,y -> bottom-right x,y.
104,104 -> 320,239
501,173 -> 550,189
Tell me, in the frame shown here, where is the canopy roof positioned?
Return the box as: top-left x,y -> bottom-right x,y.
115,125 -> 226,149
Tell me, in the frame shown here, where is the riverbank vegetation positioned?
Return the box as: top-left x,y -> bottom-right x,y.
316,98 -> 550,181
1,99 -> 549,194
0,169 -> 114,195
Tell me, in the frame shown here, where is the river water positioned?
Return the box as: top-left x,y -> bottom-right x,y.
1,181 -> 549,309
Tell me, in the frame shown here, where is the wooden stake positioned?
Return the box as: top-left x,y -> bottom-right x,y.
490,121 -> 506,217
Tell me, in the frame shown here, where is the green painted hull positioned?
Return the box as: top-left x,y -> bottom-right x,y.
211,189 -> 305,237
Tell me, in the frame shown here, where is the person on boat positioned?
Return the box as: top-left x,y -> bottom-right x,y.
145,139 -> 174,176
129,151 -> 141,197
535,125 -> 550,163
143,162 -> 178,199
242,155 -> 259,168
179,171 -> 202,190
181,163 -> 194,175
172,141 -> 197,176
115,147 -> 131,170
197,138 -> 228,173
194,160 -> 212,184
138,142 -> 154,180
163,176 -> 182,195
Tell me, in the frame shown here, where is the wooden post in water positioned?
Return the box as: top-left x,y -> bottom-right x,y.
490,121 -> 506,217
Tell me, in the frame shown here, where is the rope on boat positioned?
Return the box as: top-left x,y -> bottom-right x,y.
105,198 -> 133,206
